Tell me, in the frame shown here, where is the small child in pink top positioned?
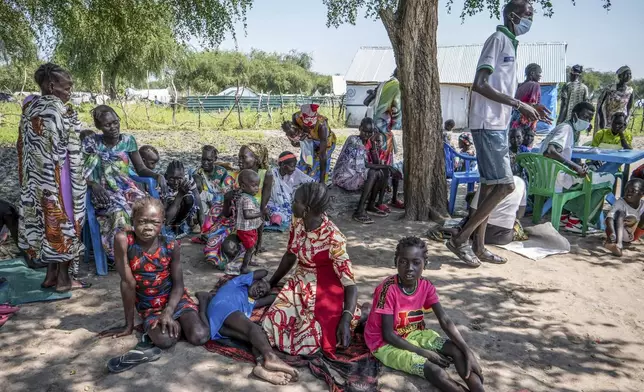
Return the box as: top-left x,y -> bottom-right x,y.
364,237 -> 484,392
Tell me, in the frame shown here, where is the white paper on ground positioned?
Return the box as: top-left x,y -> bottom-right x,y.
497,222 -> 570,260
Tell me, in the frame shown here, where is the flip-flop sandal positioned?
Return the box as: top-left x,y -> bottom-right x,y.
376,204 -> 391,214
476,249 -> 507,264
107,346 -> 162,373
0,313 -> 14,327
0,304 -> 20,315
366,209 -> 388,217
71,280 -> 92,290
190,236 -> 206,244
352,214 -> 374,225
390,200 -> 405,209
426,230 -> 445,242
445,240 -> 481,268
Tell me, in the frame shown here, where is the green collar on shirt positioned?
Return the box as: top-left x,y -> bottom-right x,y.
497,25 -> 519,50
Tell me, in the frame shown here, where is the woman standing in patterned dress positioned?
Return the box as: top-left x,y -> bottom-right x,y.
262,183 -> 362,358
596,66 -> 634,133
17,63 -> 87,292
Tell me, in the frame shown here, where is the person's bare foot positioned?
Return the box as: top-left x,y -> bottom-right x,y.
263,351 -> 298,380
41,264 -> 58,288
252,365 -> 293,385
604,241 -> 623,257
196,291 -> 211,306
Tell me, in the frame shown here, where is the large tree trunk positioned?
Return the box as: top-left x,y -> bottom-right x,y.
380,1 -> 448,222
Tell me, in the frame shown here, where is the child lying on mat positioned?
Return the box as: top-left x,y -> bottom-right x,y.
364,237 -> 484,392
604,178 -> 644,256
196,270 -> 299,386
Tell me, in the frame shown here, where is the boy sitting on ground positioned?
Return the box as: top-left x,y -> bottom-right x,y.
196,270 -> 298,386
364,237 -> 484,392
604,178 -> 644,256
236,169 -> 264,274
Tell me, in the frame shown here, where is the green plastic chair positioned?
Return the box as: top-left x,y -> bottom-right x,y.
516,153 -> 610,236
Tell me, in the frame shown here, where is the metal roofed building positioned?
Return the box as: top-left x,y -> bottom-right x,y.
344,43 -> 567,130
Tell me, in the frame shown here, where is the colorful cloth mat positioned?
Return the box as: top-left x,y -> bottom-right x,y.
203,275 -> 381,392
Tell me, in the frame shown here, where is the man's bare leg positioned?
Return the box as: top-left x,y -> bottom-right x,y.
471,217 -> 507,264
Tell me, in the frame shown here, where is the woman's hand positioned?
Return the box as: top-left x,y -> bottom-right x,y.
335,313 -> 352,349
155,174 -> 168,195
157,310 -> 179,339
98,324 -> 133,339
91,183 -> 111,206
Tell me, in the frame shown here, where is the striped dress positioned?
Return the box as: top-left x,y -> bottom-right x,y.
17,95 -> 86,264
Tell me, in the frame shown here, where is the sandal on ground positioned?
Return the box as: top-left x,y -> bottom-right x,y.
0,304 -> 20,315
445,240 -> 481,268
390,200 -> 405,209
376,204 -> 391,214
366,208 -> 388,217
426,229 -> 445,242
476,249 -> 507,264
190,236 -> 206,245
352,214 -> 374,225
107,346 -> 162,373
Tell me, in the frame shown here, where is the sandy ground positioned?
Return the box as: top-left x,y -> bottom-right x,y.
1,129 -> 644,391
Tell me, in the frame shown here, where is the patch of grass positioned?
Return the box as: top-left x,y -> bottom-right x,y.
0,101 -> 345,146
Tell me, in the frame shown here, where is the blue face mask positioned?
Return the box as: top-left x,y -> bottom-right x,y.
513,16 -> 532,36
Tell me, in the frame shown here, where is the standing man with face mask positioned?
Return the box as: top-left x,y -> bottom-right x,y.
558,65 -> 589,126
446,0 -> 551,267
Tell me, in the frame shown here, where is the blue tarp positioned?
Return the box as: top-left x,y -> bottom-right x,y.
536,84 -> 558,134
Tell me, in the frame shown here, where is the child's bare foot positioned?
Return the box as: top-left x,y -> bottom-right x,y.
263,351 -> 299,379
604,241 -> 623,257
252,365 -> 293,385
196,291 -> 211,306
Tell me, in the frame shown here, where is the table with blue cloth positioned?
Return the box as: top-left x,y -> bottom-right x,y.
571,147 -> 644,197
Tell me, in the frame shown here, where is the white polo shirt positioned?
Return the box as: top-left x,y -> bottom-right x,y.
468,26 -> 519,131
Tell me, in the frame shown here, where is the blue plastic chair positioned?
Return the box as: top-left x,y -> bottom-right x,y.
444,143 -> 480,215
83,175 -> 159,276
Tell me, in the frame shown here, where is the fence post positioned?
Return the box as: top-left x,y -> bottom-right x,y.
198,98 -> 202,129
267,92 -> 272,122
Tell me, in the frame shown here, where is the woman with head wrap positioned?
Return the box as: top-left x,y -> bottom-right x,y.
595,66 -> 634,133
265,151 -> 314,231
283,104 -> 336,183
203,143 -> 273,273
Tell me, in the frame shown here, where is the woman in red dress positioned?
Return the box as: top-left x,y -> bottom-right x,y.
262,183 -> 361,358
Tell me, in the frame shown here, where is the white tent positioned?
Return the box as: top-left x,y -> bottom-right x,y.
345,43 -> 567,128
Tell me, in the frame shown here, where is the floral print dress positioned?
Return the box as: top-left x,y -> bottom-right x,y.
262,216 -> 360,358
83,134 -> 147,260
126,232 -> 197,331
